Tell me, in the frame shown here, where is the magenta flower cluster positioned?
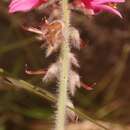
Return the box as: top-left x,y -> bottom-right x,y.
9,0 -> 125,17
9,0 -> 47,13
81,0 -> 125,17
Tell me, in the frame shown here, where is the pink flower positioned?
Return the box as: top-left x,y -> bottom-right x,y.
9,0 -> 47,13
81,0 -> 125,17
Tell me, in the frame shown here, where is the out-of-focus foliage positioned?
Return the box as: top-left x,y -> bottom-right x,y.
0,0 -> 130,130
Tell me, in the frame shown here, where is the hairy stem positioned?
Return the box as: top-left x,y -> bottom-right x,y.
55,0 -> 70,130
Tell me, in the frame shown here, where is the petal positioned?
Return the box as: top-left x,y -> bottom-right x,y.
81,0 -> 93,8
93,4 -> 122,17
9,0 -> 45,13
92,0 -> 125,4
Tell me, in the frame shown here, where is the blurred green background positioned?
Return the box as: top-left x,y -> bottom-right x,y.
0,0 -> 130,130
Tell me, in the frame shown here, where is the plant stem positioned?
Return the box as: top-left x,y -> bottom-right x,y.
55,0 -> 70,130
